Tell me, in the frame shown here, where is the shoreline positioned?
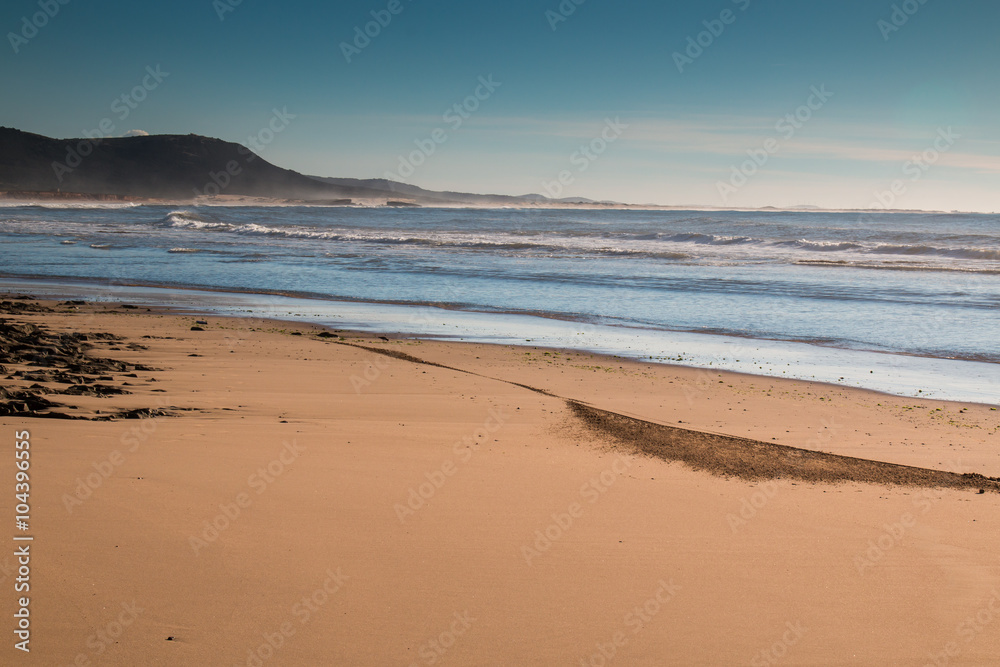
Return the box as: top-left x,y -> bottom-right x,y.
3,268 -> 993,362
3,293 -> 999,474
0,193 -> 987,215
2,295 -> 999,664
2,275 -> 998,406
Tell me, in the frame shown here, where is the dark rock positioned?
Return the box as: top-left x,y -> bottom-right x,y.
94,407 -> 173,421
61,384 -> 131,397
0,311 -> 165,419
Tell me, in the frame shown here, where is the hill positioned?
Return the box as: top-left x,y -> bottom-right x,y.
310,177 -> 607,206
0,128 -> 606,206
0,128 -> 389,201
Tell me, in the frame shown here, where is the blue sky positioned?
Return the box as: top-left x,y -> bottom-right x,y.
2,0 -> 997,210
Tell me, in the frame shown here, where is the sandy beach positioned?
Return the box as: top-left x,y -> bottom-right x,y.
1,296 -> 998,665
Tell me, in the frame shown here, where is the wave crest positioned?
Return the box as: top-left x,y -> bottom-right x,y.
158,210 -> 232,230
149,213 -> 1000,265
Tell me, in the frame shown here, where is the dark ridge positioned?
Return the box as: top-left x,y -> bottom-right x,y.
332,340 -> 555,396
0,127 -> 622,206
0,127 -> 389,201
317,331 -> 997,492
509,381 -> 556,397
0,127 -> 610,206
338,342 -> 454,370
568,401 -> 1000,493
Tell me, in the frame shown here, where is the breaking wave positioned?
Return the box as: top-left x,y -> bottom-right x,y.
158,210 -> 232,230
153,211 -> 1000,266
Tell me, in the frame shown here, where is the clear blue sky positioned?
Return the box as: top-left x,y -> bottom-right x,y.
2,0 -> 997,210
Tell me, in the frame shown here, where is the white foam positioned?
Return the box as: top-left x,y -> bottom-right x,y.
3,278 -> 996,405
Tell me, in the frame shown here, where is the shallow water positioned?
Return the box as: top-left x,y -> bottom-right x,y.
1,205 -> 997,402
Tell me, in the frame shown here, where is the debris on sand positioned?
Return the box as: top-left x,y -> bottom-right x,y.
0,300 -> 173,421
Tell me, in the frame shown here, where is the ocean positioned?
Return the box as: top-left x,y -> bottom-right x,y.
1,204 -> 998,403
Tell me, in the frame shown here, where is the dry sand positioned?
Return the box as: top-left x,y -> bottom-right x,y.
1,298 -> 998,665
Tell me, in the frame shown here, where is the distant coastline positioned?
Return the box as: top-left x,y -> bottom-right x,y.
0,128 -> 980,213
0,189 -> 966,215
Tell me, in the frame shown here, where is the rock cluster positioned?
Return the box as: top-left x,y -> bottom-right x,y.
0,297 -> 171,420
